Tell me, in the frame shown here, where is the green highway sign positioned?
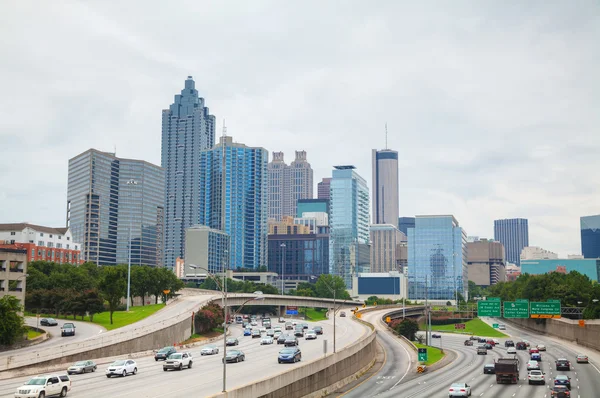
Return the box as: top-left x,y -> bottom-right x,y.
492,323 -> 499,328
478,300 -> 501,317
516,299 -> 529,303
487,297 -> 501,301
503,301 -> 529,318
418,348 -> 428,362
530,301 -> 561,319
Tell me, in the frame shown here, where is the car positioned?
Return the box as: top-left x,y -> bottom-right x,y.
507,347 -> 517,355
106,359 -> 137,378
432,333 -> 441,338
483,364 -> 495,374
498,324 -> 506,330
313,326 -> 323,335
235,316 -> 243,324
554,375 -> 571,389
251,329 -> 261,338
223,350 -> 245,363
448,382 -> 471,397
279,317 -> 285,323
550,385 -> 571,398
305,331 -> 317,340
523,340 -> 531,347
40,318 -> 58,327
556,358 -> 571,370
273,331 -> 282,339
301,323 -> 309,330
61,323 -> 76,337
536,344 -> 546,351
292,321 -> 298,326
278,347 -> 302,363
261,336 -> 274,345
67,360 -> 97,374
528,369 -> 545,385
14,374 -> 71,398
260,327 -> 267,334
340,312 -> 346,317
226,338 -> 239,346
284,336 -> 299,347
530,353 -> 542,362
285,322 -> 293,330
478,337 -> 487,343
464,340 -> 473,346
266,329 -> 275,337
484,343 -> 493,350
516,342 -> 527,350
477,346 -> 487,355
250,321 -> 258,326
527,360 -> 540,371
253,290 -> 263,295
264,322 -> 272,329
243,328 -> 252,336
576,354 -> 589,363
277,334 -> 289,344
154,346 -> 177,361
486,340 -> 496,346
243,322 -> 249,329
469,335 -> 479,340
294,328 -> 304,337
505,340 -> 515,347
529,347 -> 539,354
163,352 -> 193,371
491,339 -> 500,345
200,345 -> 219,355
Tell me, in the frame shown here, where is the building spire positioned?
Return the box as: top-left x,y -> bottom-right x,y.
385,122 -> 388,150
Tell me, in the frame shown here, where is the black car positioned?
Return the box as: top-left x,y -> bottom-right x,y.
223,350 -> 245,363
294,328 -> 304,337
516,342 -> 527,350
478,337 -> 487,343
555,359 -> 571,371
505,340 -> 515,347
40,318 -> 58,326
464,340 -> 473,346
484,343 -> 493,350
313,326 -> 323,335
469,336 -> 479,340
550,385 -> 571,398
226,338 -> 239,346
278,347 -> 302,363
301,323 -> 309,330
277,334 -> 289,345
61,323 -> 76,337
432,333 -> 441,338
554,375 -> 571,389
155,346 -> 177,361
284,336 -> 299,347
483,364 -> 495,374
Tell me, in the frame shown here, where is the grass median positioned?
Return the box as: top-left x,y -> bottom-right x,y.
414,342 -> 444,365
304,308 -> 328,321
26,303 -> 165,331
26,327 -> 43,340
430,318 -> 507,337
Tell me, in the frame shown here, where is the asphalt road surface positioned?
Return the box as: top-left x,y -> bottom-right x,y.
0,315 -> 369,397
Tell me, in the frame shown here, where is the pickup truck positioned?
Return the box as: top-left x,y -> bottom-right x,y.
495,358 -> 519,384
14,374 -> 71,398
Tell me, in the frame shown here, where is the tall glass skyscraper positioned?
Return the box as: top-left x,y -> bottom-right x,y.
408,215 -> 467,301
581,215 -> 600,259
267,151 -> 313,220
372,149 -> 399,225
494,218 -> 529,266
198,136 -> 268,270
66,149 -> 165,266
329,165 -> 370,287
161,76 -> 216,268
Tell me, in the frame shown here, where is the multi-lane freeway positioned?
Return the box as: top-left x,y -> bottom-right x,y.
345,312 -> 600,398
0,315 -> 369,397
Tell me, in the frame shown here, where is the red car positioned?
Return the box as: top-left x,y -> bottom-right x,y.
529,347 -> 540,354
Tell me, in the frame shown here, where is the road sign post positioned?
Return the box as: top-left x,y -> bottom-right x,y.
454,323 -> 465,330
477,299 -> 501,317
503,300 -> 529,318
418,348 -> 428,362
530,301 -> 561,319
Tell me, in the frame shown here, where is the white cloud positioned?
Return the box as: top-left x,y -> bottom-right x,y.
0,0 -> 598,257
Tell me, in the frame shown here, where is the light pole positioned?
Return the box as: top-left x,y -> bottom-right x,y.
578,301 -> 583,320
280,243 -> 286,295
311,275 -> 336,353
126,179 -> 138,312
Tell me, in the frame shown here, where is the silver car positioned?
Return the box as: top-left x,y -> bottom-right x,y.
200,344 -> 219,355
305,331 -> 317,340
67,360 -> 97,374
261,336 -> 274,345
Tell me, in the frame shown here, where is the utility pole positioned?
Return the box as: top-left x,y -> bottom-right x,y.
425,275 -> 430,346
280,243 -> 286,295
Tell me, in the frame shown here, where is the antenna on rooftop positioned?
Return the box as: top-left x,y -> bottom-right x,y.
222,119 -> 227,137
385,122 -> 388,150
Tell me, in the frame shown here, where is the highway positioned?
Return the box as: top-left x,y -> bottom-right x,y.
345,311 -> 600,398
0,315 -> 369,397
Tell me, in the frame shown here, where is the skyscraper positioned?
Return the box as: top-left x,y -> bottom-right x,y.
581,215 -> 600,259
329,166 -> 370,287
66,149 -> 165,266
317,178 -> 332,200
161,76 -> 216,268
494,218 -> 529,266
372,149 -> 399,225
370,224 -> 406,273
408,215 -> 467,301
398,217 -> 415,236
267,151 -> 313,221
198,136 -> 268,270
467,238 -> 506,286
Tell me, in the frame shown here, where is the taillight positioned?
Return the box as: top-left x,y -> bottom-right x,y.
460,389 -> 465,392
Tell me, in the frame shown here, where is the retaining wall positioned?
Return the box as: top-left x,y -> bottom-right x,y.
504,317 -> 600,351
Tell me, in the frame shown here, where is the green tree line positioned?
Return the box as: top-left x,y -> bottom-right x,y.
287,275 -> 351,300
198,277 -> 279,295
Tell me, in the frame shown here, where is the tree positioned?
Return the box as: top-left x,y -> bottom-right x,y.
0,295 -> 26,345
98,265 -> 127,325
83,289 -> 105,322
315,275 -> 351,300
131,265 -> 151,306
394,318 -> 419,340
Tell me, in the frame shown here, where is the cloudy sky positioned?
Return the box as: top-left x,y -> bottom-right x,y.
1,1 -> 598,257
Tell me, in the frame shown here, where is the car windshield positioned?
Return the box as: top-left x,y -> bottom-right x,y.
159,347 -> 172,353
112,360 -> 126,366
204,345 -> 216,349
556,375 -> 568,380
26,378 -> 46,385
169,354 -> 182,359
280,349 -> 294,354
227,350 -> 240,355
74,361 -> 87,366
451,383 -> 465,388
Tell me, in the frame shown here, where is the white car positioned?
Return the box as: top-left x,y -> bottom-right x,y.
200,345 -> 219,355
507,347 -> 517,355
492,339 -> 500,345
261,336 -> 274,345
163,352 -> 193,371
305,331 -> 317,340
527,360 -> 540,371
498,324 -> 506,330
260,327 -> 267,334
527,369 -> 545,385
105,359 -> 137,378
536,344 -> 546,351
251,321 -> 258,326
14,375 -> 71,398
448,382 -> 471,397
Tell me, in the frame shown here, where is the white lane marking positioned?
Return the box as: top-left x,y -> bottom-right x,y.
389,324 -> 413,390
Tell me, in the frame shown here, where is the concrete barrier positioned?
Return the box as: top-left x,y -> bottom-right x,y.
208,324 -> 376,398
503,317 -> 600,351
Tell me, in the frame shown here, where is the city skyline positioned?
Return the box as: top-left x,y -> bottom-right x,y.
2,2 -> 599,258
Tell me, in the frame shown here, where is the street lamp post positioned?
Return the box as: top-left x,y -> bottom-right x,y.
311,275 -> 336,353
126,179 -> 138,312
280,243 -> 286,295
